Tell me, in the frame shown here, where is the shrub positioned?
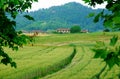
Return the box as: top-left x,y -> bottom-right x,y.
70,25 -> 81,33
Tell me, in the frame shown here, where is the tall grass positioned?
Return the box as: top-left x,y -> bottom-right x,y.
34,47 -> 76,79
41,46 -> 120,79
0,32 -> 120,79
34,32 -> 119,46
0,46 -> 73,79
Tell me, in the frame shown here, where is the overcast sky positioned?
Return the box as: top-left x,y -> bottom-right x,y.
30,0 -> 106,11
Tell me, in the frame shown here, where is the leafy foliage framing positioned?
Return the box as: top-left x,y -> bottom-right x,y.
0,0 -> 38,68
92,36 -> 120,69
83,0 -> 120,30
83,0 -> 120,69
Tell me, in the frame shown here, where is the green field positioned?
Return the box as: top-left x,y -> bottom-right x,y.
0,32 -> 120,79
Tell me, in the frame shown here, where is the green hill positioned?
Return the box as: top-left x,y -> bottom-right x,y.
15,2 -> 105,32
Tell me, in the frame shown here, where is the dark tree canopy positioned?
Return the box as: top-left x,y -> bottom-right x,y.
0,0 -> 38,68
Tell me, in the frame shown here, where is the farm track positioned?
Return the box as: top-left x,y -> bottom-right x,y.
41,46 -> 97,79
69,47 -> 85,68
34,40 -> 95,47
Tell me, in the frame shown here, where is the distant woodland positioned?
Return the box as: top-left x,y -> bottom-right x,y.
15,2 -> 106,32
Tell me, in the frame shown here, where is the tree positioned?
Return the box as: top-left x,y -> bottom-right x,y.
70,25 -> 81,33
83,0 -> 120,68
0,0 -> 38,68
83,0 -> 120,30
83,0 -> 120,78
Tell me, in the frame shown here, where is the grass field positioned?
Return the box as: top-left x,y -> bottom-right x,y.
0,32 -> 120,79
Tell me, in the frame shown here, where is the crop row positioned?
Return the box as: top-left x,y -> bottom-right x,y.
0,46 -> 74,79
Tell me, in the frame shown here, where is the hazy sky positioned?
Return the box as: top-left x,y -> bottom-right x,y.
30,0 -> 106,11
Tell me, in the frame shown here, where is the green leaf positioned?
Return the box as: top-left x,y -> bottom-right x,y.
11,62 -> 17,68
17,31 -> 22,34
94,13 -> 101,23
24,15 -> 34,21
110,35 -> 118,46
115,56 -> 120,66
34,0 -> 38,2
1,58 -> 8,65
105,56 -> 115,69
87,12 -> 95,18
1,57 -> 11,65
92,41 -> 108,59
93,48 -> 107,58
11,12 -> 18,19
12,46 -> 18,51
83,0 -> 90,3
3,4 -> 8,11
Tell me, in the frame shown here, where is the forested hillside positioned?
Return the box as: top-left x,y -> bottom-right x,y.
15,2 -> 105,32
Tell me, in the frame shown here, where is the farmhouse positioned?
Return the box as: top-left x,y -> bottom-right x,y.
57,28 -> 70,33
